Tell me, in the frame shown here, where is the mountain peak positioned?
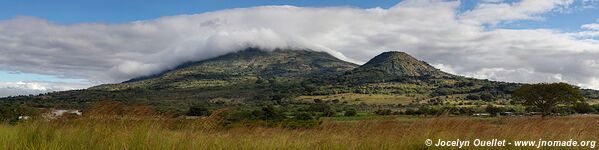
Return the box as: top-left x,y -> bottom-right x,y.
94,48 -> 358,90
356,51 -> 450,77
380,51 -> 409,55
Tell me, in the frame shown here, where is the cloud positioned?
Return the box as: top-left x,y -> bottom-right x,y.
0,81 -> 89,97
582,23 -> 599,30
459,0 -> 575,25
0,0 -> 598,92
571,23 -> 599,37
581,0 -> 599,9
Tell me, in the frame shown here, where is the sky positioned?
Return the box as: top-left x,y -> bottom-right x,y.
0,0 -> 598,97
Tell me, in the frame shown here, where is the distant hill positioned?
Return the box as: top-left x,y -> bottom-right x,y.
342,51 -> 453,83
354,51 -> 451,77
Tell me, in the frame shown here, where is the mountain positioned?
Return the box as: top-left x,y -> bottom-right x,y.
342,51 -> 452,83
3,48 -> 598,111
354,52 -> 451,77
92,48 -> 358,91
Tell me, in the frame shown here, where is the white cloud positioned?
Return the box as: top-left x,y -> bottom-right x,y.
575,30 -> 599,37
581,0 -> 599,9
480,0 -> 505,3
460,0 -> 574,25
582,23 -> 599,30
0,0 -> 598,92
0,81 -> 89,97
570,23 -> 599,38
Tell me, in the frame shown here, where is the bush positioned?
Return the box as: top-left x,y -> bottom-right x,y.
309,103 -> 331,112
0,103 -> 39,123
322,107 -> 336,117
404,109 -> 419,115
313,99 -> 323,103
261,105 -> 285,120
226,109 -> 320,129
416,106 -> 440,115
294,112 -> 315,120
572,102 -> 595,114
592,104 -> 599,113
375,109 -> 392,116
331,99 -> 340,104
186,105 -> 211,116
485,104 -> 504,116
344,109 -> 357,117
432,87 -> 453,96
454,107 -> 480,115
466,94 -> 480,100
480,93 -> 495,101
553,106 -> 575,115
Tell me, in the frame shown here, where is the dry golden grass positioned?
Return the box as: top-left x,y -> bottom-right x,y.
0,101 -> 596,149
1,113 -> 598,150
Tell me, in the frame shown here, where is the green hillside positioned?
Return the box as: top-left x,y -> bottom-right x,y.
92,48 -> 357,91
353,51 -> 451,77
2,48 -> 598,114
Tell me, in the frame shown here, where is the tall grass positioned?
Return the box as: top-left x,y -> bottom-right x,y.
1,102 -> 598,149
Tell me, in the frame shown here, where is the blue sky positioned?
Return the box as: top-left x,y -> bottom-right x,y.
0,0 -> 400,85
1,0 -> 596,30
0,0 -> 402,24
0,71 -> 85,83
0,0 -> 401,84
0,0 -> 599,96
0,0 -> 408,82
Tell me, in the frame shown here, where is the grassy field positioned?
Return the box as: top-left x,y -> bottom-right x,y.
1,114 -> 598,150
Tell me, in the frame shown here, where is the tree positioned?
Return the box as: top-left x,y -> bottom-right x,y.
513,83 -> 585,117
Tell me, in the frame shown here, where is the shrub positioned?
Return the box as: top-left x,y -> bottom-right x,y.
344,109 -> 357,117
322,107 -> 336,117
331,99 -> 340,104
294,112 -> 315,120
308,103 -> 331,112
480,93 -> 495,101
261,105 -> 285,120
186,105 -> 211,116
313,99 -> 323,103
375,109 -> 392,116
466,94 -> 480,100
485,104 -> 504,116
404,109 -> 419,115
572,102 -> 595,114
0,103 -> 39,123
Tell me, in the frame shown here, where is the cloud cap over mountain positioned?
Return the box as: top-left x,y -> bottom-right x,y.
0,0 -> 598,92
